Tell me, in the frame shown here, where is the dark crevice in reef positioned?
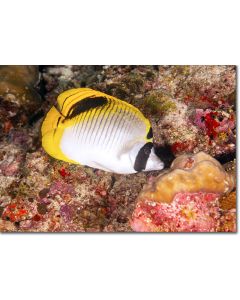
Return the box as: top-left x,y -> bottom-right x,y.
28,110 -> 45,126
214,151 -> 236,165
28,66 -> 48,126
36,66 -> 48,98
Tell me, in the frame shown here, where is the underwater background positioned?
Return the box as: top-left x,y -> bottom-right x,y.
0,65 -> 236,232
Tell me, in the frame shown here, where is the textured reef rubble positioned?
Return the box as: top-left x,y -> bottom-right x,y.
0,65 -> 236,232
131,152 -> 236,232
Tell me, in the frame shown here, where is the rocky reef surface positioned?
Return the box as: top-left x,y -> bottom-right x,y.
0,65 -> 236,232
131,152 -> 236,232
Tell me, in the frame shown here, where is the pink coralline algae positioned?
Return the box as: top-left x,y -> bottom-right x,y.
131,152 -> 236,232
0,152 -> 24,176
48,180 -> 76,197
60,204 -> 73,222
131,192 -> 221,232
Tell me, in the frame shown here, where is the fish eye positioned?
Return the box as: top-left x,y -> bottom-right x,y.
144,148 -> 151,155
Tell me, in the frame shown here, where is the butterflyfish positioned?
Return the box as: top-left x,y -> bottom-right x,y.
41,88 -> 167,174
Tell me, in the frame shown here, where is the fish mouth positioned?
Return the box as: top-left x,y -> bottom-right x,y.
145,148 -> 164,171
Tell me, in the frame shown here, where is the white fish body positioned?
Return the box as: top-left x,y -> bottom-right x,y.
41,88 -> 165,174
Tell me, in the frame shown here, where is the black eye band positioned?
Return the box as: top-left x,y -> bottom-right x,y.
134,142 -> 153,172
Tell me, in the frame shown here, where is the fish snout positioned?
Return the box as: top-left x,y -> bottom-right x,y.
145,148 -> 164,171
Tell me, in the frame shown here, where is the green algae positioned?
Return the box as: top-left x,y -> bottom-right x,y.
106,72 -> 147,99
17,181 -> 31,197
125,73 -> 145,93
143,91 -> 177,115
173,65 -> 190,76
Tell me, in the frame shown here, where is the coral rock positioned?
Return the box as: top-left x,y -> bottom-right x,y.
131,192 -> 221,232
139,152 -> 235,204
131,152 -> 236,232
0,66 -> 40,107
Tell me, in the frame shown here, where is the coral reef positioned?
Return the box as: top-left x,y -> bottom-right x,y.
131,152 -> 236,232
138,152 -> 235,204
131,192 -> 222,232
0,66 -> 40,103
0,65 -> 236,232
0,66 -> 43,141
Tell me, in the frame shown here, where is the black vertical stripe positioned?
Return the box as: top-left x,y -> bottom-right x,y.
101,103 -> 116,147
79,110 -> 92,143
73,112 -> 83,138
95,102 -> 112,145
76,111 -> 88,142
81,109 -> 95,143
120,109 -> 132,141
82,108 -> 98,142
110,107 -> 126,149
124,111 -> 135,140
74,109 -> 87,139
114,108 -> 130,147
134,142 -> 153,172
107,107 -> 123,151
105,106 -> 120,150
90,104 -> 108,145
83,106 -> 99,143
56,117 -> 61,128
53,117 -> 62,136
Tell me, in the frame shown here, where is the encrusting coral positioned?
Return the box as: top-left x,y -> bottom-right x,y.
131,152 -> 236,232
138,152 -> 235,204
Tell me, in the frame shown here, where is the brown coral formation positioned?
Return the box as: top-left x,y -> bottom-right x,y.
0,66 -> 43,138
219,191 -> 236,211
0,65 -> 41,108
139,152 -> 235,204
